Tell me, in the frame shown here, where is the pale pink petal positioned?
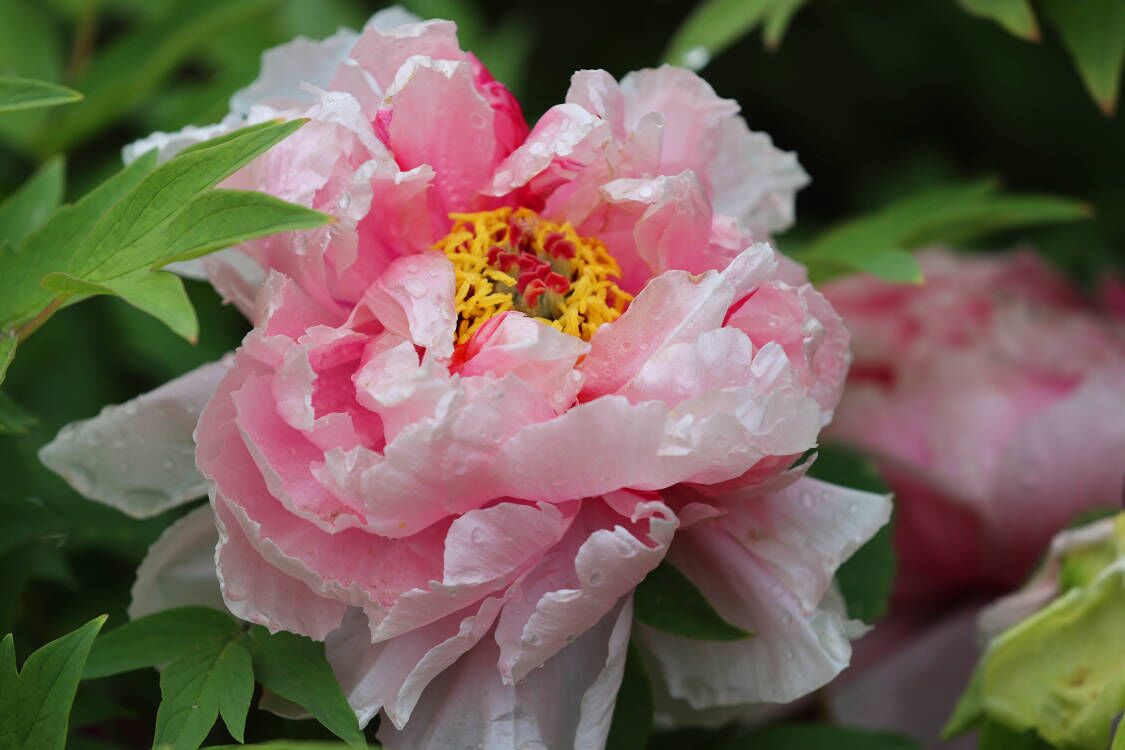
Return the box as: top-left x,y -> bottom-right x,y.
640,511 -> 877,706
334,374 -> 557,537
378,600 -> 633,750
726,281 -> 851,421
494,501 -> 675,682
709,116 -> 808,234
988,366 -> 1125,568
230,27 -> 359,115
715,476 -> 892,612
485,102 -> 611,197
327,598 -> 505,730
41,357 -> 233,518
599,172 -> 725,276
581,246 -> 777,398
128,504 -> 224,619
565,69 -> 626,140
620,327 -> 757,407
354,252 -> 456,358
214,496 -> 347,639
348,19 -> 463,92
618,66 -> 738,189
458,312 -> 590,409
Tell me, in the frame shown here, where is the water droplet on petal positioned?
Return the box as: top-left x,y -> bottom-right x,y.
470,527 -> 486,544
226,585 -> 247,602
588,571 -> 603,586
404,279 -> 426,298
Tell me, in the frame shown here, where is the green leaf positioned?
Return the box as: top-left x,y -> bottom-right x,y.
0,332 -> 13,384
154,189 -> 330,266
85,607 -> 242,680
977,720 -> 1053,750
1040,0 -> 1125,115
245,627 -> 366,749
0,157 -> 65,246
0,149 -> 159,332
634,561 -> 751,640
77,120 -> 309,280
716,723 -> 920,750
206,744 -> 359,749
0,389 -> 35,434
154,639 -> 254,750
957,0 -> 1039,41
42,270 -> 198,342
793,180 -> 1089,284
664,0 -> 772,68
36,0 -> 279,153
809,443 -> 896,622
0,615 -> 106,750
606,643 -> 654,750
762,0 -> 811,49
0,76 -> 81,113
0,120 -> 327,344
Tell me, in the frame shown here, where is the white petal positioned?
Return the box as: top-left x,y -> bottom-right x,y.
129,504 -> 223,619
377,600 -> 633,750
40,357 -> 232,518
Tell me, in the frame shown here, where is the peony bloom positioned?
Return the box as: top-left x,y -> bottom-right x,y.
41,10 -> 890,748
823,248 -> 1125,603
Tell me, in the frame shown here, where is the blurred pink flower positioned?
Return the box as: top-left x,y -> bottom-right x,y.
42,10 -> 890,748
824,248 -> 1125,603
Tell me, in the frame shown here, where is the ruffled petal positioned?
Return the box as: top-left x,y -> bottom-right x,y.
494,501 -> 675,682
581,245 -> 778,398
708,116 -> 808,234
354,252 -> 456,358
385,57 -> 506,220
40,357 -> 232,518
214,496 -> 347,639
230,27 -> 360,115
348,19 -> 463,92
640,492 -> 884,706
129,504 -> 224,619
458,312 -> 589,409
327,598 -> 504,729
378,599 -> 633,750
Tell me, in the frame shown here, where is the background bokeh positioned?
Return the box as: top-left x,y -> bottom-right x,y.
0,0 -> 1120,746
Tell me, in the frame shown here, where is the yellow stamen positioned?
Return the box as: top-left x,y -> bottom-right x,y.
433,207 -> 631,344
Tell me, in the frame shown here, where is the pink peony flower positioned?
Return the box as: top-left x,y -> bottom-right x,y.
823,248 -> 1125,603
42,10 -> 890,748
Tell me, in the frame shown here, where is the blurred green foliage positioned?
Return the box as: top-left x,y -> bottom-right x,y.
0,0 -> 1120,746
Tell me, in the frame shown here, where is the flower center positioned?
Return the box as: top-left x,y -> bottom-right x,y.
434,207 -> 631,343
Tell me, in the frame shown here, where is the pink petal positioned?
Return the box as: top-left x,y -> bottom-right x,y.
581,246 -> 777,398
708,116 -> 808,235
458,312 -> 589,410
348,19 -> 463,92
327,599 -> 505,730
354,252 -> 457,359
214,496 -> 347,639
386,58 -> 505,221
494,500 -> 676,682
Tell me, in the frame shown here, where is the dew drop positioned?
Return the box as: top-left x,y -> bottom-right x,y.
588,571 -> 604,586
226,585 -> 247,602
682,47 -> 711,71
404,279 -> 426,298
468,112 -> 487,130
338,192 -> 351,210
565,633 -> 577,644
470,527 -> 486,544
